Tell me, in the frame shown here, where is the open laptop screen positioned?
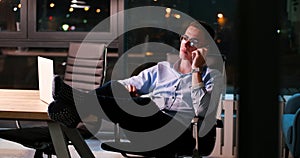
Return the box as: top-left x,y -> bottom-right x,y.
37,56 -> 54,104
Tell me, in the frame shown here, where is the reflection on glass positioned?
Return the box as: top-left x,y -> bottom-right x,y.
36,0 -> 110,32
0,0 -> 21,32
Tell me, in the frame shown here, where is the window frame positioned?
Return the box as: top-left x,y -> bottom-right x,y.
0,0 -> 27,39
0,0 -> 121,48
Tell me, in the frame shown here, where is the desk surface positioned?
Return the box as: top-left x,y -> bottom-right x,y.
0,89 -> 96,158
0,89 -> 50,120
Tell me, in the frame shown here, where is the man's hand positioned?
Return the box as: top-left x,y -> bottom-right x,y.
126,84 -> 139,97
191,47 -> 207,69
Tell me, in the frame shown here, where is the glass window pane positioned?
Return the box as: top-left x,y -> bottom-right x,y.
279,0 -> 300,94
0,0 -> 21,32
36,0 -> 110,32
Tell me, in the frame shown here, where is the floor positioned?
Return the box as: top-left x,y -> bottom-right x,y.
1,138 -> 215,158
0,137 -> 124,158
0,137 -> 235,158
0,118 -> 293,158
0,120 -> 125,158
0,120 -> 229,158
0,134 -> 230,158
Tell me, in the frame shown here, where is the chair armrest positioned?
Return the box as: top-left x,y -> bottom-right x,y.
191,117 -> 199,139
191,116 -> 223,139
191,116 -> 219,157
191,117 -> 201,151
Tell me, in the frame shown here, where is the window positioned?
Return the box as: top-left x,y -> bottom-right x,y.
28,0 -> 118,41
36,0 -> 110,32
0,0 -> 120,47
0,0 -> 27,38
0,0 -> 21,32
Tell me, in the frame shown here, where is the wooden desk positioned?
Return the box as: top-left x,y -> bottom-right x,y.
0,89 -> 95,158
0,89 -> 50,120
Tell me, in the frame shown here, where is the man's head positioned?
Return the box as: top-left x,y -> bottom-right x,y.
189,20 -> 215,40
179,20 -> 215,62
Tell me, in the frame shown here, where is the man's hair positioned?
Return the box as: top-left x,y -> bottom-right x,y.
189,20 -> 215,39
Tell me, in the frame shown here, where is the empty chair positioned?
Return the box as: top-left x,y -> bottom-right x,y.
0,42 -> 107,158
282,93 -> 300,158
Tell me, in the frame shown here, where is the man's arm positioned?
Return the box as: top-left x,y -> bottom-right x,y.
118,65 -> 157,95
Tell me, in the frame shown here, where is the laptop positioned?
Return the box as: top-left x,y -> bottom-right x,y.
37,56 -> 54,104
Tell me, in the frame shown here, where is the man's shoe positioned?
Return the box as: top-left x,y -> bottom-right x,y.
52,75 -> 82,106
47,100 -> 81,128
52,75 -> 63,100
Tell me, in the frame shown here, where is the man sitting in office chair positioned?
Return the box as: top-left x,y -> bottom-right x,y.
49,20 -> 225,157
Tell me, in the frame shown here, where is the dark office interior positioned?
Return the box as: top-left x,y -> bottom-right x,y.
0,0 -> 299,157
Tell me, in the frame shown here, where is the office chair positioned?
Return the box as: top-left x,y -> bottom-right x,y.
101,62 -> 224,158
282,93 -> 300,158
61,42 -> 107,132
63,42 -> 107,91
0,42 -> 107,158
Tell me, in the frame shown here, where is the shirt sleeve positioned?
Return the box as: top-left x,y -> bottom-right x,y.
191,69 -> 224,117
117,65 -> 158,95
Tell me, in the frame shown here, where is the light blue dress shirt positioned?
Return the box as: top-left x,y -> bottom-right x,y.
118,59 -> 222,124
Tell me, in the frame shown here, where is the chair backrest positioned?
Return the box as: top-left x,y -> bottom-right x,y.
64,42 -> 107,92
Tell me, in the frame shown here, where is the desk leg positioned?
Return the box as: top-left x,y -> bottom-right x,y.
61,126 -> 95,158
47,122 -> 71,158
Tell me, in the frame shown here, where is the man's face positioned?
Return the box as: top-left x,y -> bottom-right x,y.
179,26 -> 206,62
